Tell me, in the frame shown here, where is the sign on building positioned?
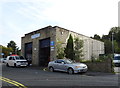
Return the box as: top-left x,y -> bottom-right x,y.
31,33 -> 40,39
50,41 -> 54,46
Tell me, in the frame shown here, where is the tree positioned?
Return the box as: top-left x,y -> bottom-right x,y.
93,34 -> 101,40
104,40 -> 112,54
64,34 -> 74,60
7,40 -> 20,54
74,37 -> 83,61
101,27 -> 120,54
108,27 -> 120,41
116,30 -> 120,46
2,46 -> 13,57
102,35 -> 110,41
114,40 -> 120,53
108,27 -> 120,54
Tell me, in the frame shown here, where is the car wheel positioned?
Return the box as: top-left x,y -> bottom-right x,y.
49,67 -> 54,72
14,63 -> 17,67
6,63 -> 9,67
68,68 -> 74,74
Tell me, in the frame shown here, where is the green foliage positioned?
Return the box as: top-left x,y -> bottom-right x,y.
80,59 -> 103,63
7,40 -> 20,54
109,27 -> 120,41
92,27 -> 120,54
2,46 -> 13,57
64,34 -> 74,60
101,27 -> 120,54
102,35 -> 110,40
93,34 -> 101,41
7,40 -> 17,54
81,54 -> 112,63
80,60 -> 91,63
57,35 -> 84,61
74,37 -> 84,62
104,40 -> 112,54
114,40 -> 120,53
116,30 -> 120,47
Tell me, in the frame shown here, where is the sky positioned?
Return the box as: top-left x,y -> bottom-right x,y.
0,0 -> 119,48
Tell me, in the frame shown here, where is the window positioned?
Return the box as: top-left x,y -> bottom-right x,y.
64,59 -> 73,64
56,60 -> 64,64
9,57 -> 14,60
114,56 -> 120,60
9,57 -> 12,60
20,56 -> 25,60
15,56 -> 25,60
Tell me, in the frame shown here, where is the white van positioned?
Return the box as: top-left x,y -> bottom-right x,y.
6,55 -> 28,67
113,54 -> 120,67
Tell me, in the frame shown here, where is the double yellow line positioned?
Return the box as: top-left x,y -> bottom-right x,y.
0,76 -> 27,88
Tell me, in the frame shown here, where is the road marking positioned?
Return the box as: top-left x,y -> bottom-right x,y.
0,76 -> 27,88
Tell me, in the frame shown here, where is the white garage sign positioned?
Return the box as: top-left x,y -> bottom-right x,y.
31,33 -> 40,39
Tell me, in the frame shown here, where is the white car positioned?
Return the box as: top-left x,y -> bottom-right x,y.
6,55 -> 28,67
48,59 -> 88,74
113,54 -> 120,67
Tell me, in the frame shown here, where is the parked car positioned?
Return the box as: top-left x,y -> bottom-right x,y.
48,59 -> 88,74
6,55 -> 28,67
113,54 -> 120,67
0,58 -> 6,63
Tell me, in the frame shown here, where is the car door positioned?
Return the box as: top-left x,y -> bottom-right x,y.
8,57 -> 13,66
11,56 -> 15,66
53,60 -> 63,70
55,60 -> 66,71
53,60 -> 60,70
58,60 -> 67,71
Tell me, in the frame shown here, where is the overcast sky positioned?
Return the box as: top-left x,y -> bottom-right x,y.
0,0 -> 119,48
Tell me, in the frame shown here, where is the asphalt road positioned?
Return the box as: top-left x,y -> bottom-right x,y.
1,63 -> 120,88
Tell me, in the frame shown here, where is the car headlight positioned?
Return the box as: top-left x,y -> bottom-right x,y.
75,66 -> 81,68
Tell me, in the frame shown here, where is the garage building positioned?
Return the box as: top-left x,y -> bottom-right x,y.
21,26 -> 104,66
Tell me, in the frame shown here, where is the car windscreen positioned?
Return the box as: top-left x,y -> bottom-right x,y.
15,56 -> 25,60
65,59 -> 73,64
114,56 -> 120,60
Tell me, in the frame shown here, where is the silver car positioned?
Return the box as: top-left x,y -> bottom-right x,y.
48,59 -> 88,74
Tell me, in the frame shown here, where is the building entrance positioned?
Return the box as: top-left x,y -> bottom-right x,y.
25,42 -> 32,66
39,38 -> 50,67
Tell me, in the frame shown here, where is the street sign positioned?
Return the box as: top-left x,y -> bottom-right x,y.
50,41 -> 54,46
51,47 -> 55,51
